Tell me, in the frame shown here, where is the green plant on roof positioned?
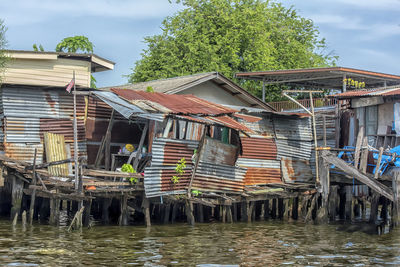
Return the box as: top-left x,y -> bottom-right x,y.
191,190 -> 202,197
121,163 -> 137,184
146,86 -> 154,93
172,158 -> 186,184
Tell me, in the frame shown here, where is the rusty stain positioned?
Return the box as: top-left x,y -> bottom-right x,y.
240,137 -> 277,160
244,168 -> 282,185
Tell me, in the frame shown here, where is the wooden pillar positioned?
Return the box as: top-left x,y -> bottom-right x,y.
142,197 -> 151,227
305,194 -> 317,223
10,175 -> 24,221
278,199 -> 284,219
369,193 -> 380,223
240,200 -> 248,222
221,205 -> 226,223
292,198 -> 298,220
247,201 -> 254,223
283,199 -> 290,220
271,199 -> 277,219
345,186 -> 353,221
392,171 -> 400,226
119,195 -> 129,226
39,198 -> 50,222
83,199 -> 92,227
328,186 -> 338,221
49,198 -> 60,226
232,203 -> 238,222
171,203 -> 178,223
226,206 -> 233,223
163,203 -> 171,224
102,198 -> 112,225
185,199 -> 195,226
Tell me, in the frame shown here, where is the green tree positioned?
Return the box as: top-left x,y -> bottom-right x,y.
55,36 -> 96,88
55,35 -> 94,53
33,44 -> 44,51
129,0 -> 337,101
0,19 -> 8,83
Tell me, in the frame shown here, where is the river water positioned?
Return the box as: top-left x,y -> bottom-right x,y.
1,220 -> 399,266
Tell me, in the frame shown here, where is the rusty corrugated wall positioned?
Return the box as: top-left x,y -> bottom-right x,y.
1,87 -> 87,164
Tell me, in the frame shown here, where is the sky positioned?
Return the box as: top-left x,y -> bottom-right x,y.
0,0 -> 399,87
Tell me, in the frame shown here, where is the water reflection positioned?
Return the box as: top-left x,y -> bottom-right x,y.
0,220 -> 399,266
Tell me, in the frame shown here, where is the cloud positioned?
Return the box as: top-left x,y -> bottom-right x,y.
0,0 -> 183,26
334,0 -> 400,10
311,14 -> 367,30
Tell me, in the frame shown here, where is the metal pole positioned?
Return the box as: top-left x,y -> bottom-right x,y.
73,71 -> 79,191
309,92 -> 319,185
343,74 -> 347,92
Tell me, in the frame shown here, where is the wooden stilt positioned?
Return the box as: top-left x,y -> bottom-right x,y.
345,186 -> 353,221
142,197 -> 151,227
164,203 -> 171,224
247,201 -> 254,223
271,199 -> 277,219
221,205 -> 226,223
278,199 -> 284,219
392,171 -> 400,226
185,199 -> 195,226
29,148 -> 38,225
10,175 -> 24,221
21,210 -> 27,228
232,203 -> 237,222
240,200 -> 248,222
369,193 -> 379,223
264,200 -> 270,220
226,206 -> 233,223
305,194 -> 317,223
102,198 -> 112,224
171,203 -> 178,223
328,186 -> 338,221
83,199 -> 92,227
118,195 -> 129,226
292,198 -> 298,220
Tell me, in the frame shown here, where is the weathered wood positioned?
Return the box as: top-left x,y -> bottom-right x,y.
221,205 -> 226,223
142,197 -> 151,227
11,175 -> 24,220
247,201 -> 254,223
185,199 -> 195,226
369,193 -> 380,223
283,199 -> 290,220
68,205 -> 85,232
392,171 -> 400,226
323,115 -> 327,147
21,210 -> 27,227
226,205 -> 233,223
12,212 -> 18,226
29,148 -> 37,225
292,198 -> 298,220
24,188 -> 92,201
196,204 -> 204,223
132,122 -> 149,171
118,195 -> 129,226
171,203 -> 178,223
102,198 -> 112,224
328,186 -> 338,221
187,126 -> 207,196
25,158 -> 74,171
345,186 -> 353,221
264,200 -> 270,220
94,135 -> 106,168
354,126 -> 364,169
304,194 -> 316,223
359,136 -> 369,174
278,199 -> 284,219
83,169 -> 142,179
164,203 -> 171,224
104,110 -> 115,171
49,198 -> 57,225
374,147 -> 384,179
320,150 -> 394,201
232,203 -> 237,222
83,199 -> 92,227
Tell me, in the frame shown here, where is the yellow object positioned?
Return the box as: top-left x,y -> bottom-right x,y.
125,144 -> 135,153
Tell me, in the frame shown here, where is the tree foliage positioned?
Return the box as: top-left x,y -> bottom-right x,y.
55,35 -> 94,53
0,19 -> 8,84
129,0 -> 337,101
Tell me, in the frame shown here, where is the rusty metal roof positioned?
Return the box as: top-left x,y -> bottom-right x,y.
111,89 -> 238,115
331,86 -> 400,99
236,67 -> 400,90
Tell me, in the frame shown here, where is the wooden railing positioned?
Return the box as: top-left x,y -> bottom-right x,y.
268,98 -> 337,111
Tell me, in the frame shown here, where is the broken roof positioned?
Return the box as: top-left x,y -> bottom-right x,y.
111,89 -> 238,115
102,72 -> 274,111
235,67 -> 400,90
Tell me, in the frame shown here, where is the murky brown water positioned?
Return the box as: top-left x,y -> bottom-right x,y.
0,220 -> 399,266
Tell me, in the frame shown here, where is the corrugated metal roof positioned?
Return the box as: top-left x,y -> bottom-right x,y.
332,86 -> 400,99
111,89 -> 238,115
92,91 -> 144,119
175,115 -> 251,132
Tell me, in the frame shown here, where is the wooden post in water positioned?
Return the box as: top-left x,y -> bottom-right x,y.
29,148 -> 38,225
142,197 -> 151,227
369,193 -> 380,223
83,199 -> 92,227
119,195 -> 129,226
345,186 -> 353,221
10,175 -> 23,221
164,203 -> 171,224
102,198 -> 112,225
328,186 -> 338,221
185,199 -> 195,226
292,198 -> 298,220
392,171 -> 400,227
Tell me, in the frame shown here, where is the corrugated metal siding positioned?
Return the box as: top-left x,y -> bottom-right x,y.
199,137 -> 238,165
236,158 -> 282,185
240,137 -> 277,160
281,157 -> 313,183
144,138 -> 198,198
273,115 -> 312,141
1,87 -> 87,163
275,139 -> 312,160
236,113 -> 274,137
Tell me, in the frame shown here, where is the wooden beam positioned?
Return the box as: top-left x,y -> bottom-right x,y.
374,147 -> 384,179
354,126 -> 364,169
320,150 -> 394,201
132,122 -> 149,171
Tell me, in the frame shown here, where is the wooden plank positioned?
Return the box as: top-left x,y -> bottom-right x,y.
359,136 -> 369,174
132,122 -> 149,171
320,150 -> 394,201
83,169 -> 142,178
44,132 -> 69,177
354,126 -> 364,169
374,147 -> 384,179
105,109 -> 116,171
392,171 -> 400,226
